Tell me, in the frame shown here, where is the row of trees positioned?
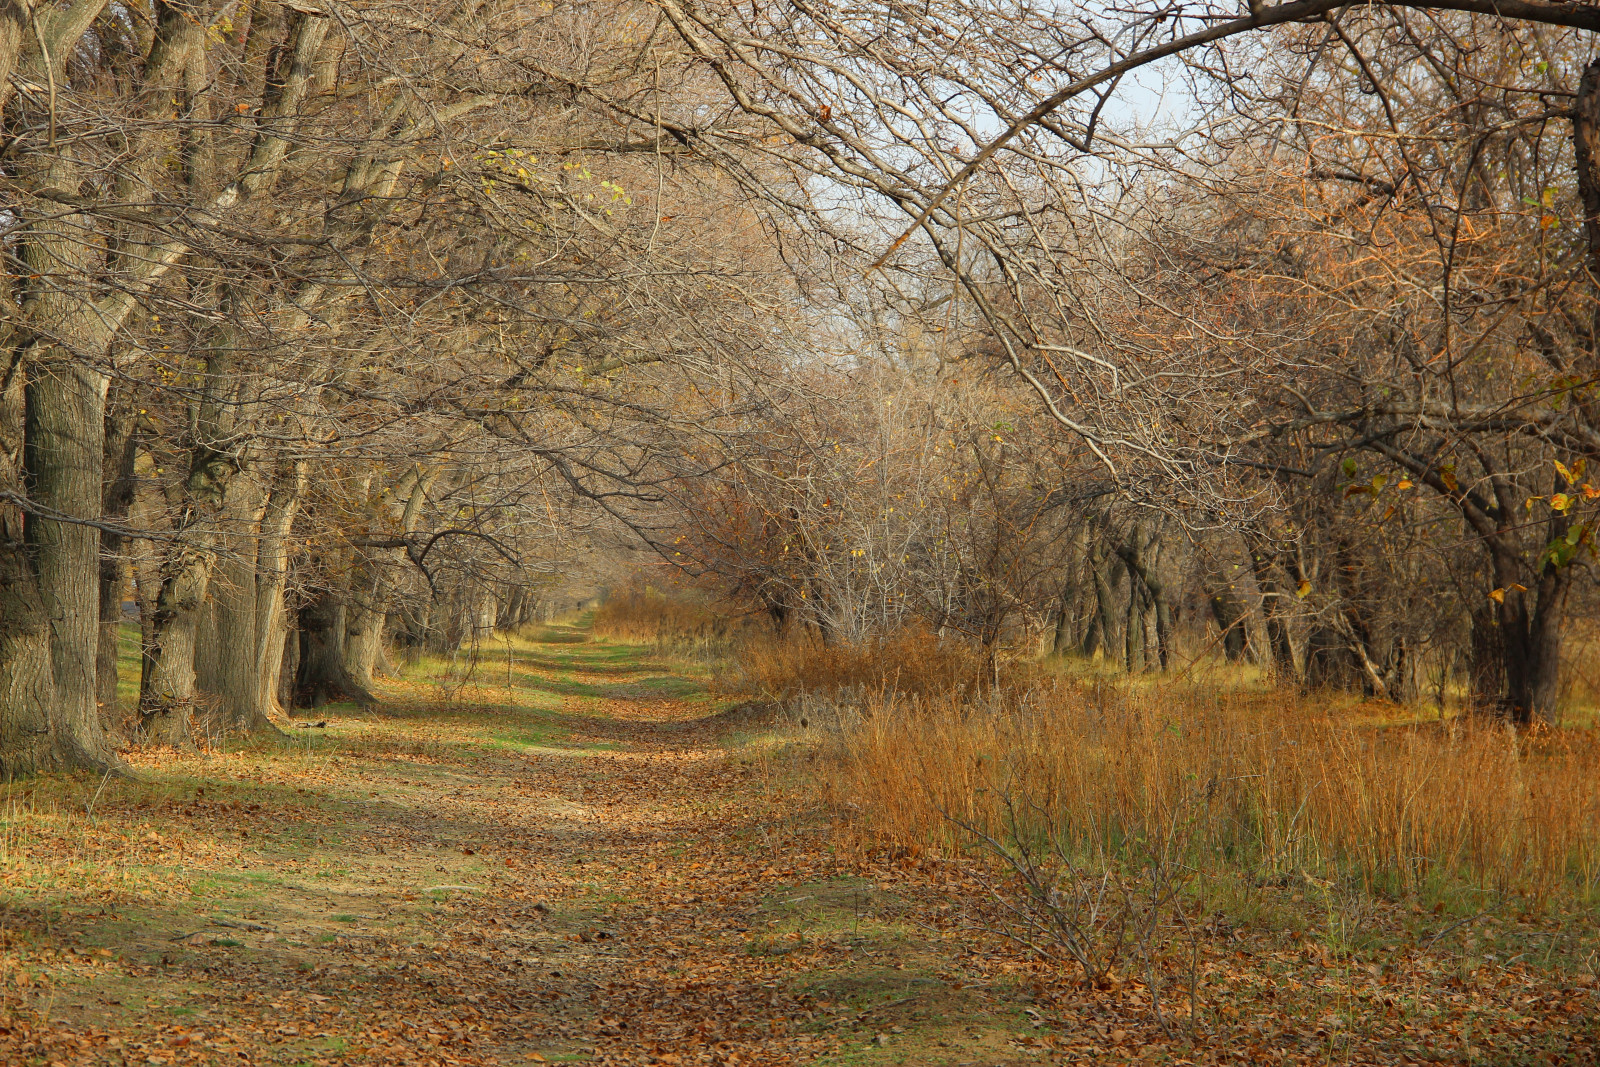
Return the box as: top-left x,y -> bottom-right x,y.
614,0 -> 1600,720
0,0 -> 803,774
6,0 -> 1600,780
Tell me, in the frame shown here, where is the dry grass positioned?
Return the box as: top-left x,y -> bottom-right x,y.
592,587 -> 715,641
591,583 -> 769,659
737,627 -> 1000,700
826,677 -> 1600,904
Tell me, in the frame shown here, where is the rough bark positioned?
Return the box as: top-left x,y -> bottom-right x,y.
1052,525 -> 1089,656
194,469 -> 296,736
295,591 -> 375,709
0,0 -> 25,115
1117,524 -> 1171,671
1083,542 -> 1123,660
0,153 -> 120,774
138,544 -> 212,747
343,574 -> 386,694
1245,537 -> 1300,683
193,460 -> 302,731
22,348 -> 120,767
279,625 -> 300,711
96,396 -> 140,726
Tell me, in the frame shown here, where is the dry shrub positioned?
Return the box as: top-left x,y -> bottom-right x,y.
829,679 -> 1600,902
737,628 -> 997,701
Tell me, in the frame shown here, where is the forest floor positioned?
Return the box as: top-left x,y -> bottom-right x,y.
1,620 -> 1597,1066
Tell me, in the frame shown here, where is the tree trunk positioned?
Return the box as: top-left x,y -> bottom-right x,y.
296,590 -> 375,709
1304,622 -> 1360,691
1569,56 -> 1600,399
196,470 -> 291,739
0,0 -> 26,115
1123,569 -> 1145,673
18,348 -> 120,769
1118,524 -> 1171,671
279,625 -> 300,711
96,397 -> 140,728
139,545 -> 214,747
1245,538 -> 1299,683
1052,590 -> 1078,656
192,461 -> 305,734
1494,567 -> 1570,725
0,150 -> 122,775
1083,542 -> 1122,661
0,360 -> 56,773
343,570 -> 386,693
1208,585 -> 1250,662
249,465 -> 304,726
1053,525 -> 1089,656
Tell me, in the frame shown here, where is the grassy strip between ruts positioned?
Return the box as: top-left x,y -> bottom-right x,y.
0,620 -> 1593,1065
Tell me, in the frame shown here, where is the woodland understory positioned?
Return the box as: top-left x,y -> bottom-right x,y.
0,617 -> 1594,1067
4,0 -> 1600,1063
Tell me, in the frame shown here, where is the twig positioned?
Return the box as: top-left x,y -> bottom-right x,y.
1424,900 -> 1505,950
84,768 -> 113,827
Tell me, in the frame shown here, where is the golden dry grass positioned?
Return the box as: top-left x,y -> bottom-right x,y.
572,593 -> 1600,903
825,678 -> 1600,903
737,627 -> 998,700
592,586 -> 717,642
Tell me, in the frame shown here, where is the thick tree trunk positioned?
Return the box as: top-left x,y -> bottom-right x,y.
1245,540 -> 1299,683
1304,623 -> 1361,691
139,546 -> 214,747
296,591 -> 375,709
343,572 -> 386,693
1493,568 -> 1570,725
0,461 -> 56,776
1123,574 -> 1145,673
1570,57 -> 1600,393
0,349 -> 58,776
21,349 -> 120,768
244,465 -> 305,728
1083,543 -> 1122,660
0,151 -> 120,774
1052,591 -> 1078,656
194,463 -> 304,735
96,398 -> 140,727
0,0 -> 26,114
1118,524 -> 1172,671
1053,525 -> 1089,656
279,625 -> 300,711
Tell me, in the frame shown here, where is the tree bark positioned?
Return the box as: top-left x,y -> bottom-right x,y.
1117,523 -> 1171,670
0,365 -> 56,776
1245,535 -> 1300,683
96,396 -> 140,727
1208,584 -> 1250,662
194,459 -> 306,734
22,347 -> 120,768
1083,542 -> 1123,661
295,589 -> 375,709
343,573 -> 386,693
139,545 -> 213,747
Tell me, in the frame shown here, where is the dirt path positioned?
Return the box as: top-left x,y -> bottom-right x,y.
5,624 -> 1597,1067
0,624 -> 1031,1067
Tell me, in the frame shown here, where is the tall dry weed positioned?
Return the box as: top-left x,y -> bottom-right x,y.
828,679 -> 1600,901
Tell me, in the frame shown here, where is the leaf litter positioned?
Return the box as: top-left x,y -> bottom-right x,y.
0,630 -> 1595,1065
